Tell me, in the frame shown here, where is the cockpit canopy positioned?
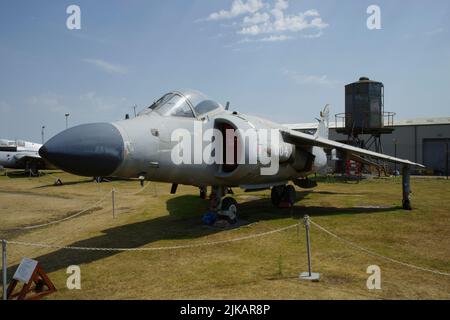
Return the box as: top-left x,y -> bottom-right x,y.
139,89 -> 223,118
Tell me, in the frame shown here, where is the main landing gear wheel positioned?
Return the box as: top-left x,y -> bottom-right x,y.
283,185 -> 296,206
218,197 -> 238,224
271,185 -> 296,207
271,185 -> 284,207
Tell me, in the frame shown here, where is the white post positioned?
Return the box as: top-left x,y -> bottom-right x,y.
2,239 -> 7,300
304,216 -> 312,277
299,215 -> 320,281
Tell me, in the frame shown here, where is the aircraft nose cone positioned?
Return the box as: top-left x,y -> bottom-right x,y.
39,123 -> 124,177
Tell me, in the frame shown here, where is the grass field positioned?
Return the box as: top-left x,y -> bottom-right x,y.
0,170 -> 449,299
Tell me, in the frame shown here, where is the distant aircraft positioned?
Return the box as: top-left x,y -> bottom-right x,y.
40,89 -> 424,222
0,139 -> 55,175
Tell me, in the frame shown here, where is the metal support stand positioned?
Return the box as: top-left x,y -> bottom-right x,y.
402,165 -> 412,210
2,239 -> 7,300
112,188 -> 116,218
299,215 -> 320,281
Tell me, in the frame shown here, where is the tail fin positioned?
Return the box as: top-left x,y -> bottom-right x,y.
315,104 -> 330,139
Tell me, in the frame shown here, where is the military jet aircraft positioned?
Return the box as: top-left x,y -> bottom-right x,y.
39,89 -> 424,222
0,139 -> 55,175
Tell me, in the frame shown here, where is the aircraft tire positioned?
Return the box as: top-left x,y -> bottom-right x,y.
219,197 -> 238,224
271,186 -> 284,207
283,185 -> 296,206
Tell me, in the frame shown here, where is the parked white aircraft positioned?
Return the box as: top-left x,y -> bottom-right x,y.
0,139 -> 55,175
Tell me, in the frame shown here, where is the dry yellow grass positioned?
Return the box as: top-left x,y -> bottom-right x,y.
0,171 -> 449,299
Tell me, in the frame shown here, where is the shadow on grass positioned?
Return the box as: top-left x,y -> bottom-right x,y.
6,193 -> 399,277
33,179 -> 96,189
4,170 -> 65,179
33,176 -> 142,189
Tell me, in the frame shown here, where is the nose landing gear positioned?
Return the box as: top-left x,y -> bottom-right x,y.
206,186 -> 238,226
219,197 -> 238,224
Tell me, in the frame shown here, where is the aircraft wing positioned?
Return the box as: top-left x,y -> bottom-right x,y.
280,129 -> 425,168
283,123 -> 318,131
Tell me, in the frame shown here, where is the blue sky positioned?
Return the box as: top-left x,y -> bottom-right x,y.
0,0 -> 449,142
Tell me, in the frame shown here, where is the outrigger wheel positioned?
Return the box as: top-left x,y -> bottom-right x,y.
218,196 -> 238,224
271,185 -> 296,207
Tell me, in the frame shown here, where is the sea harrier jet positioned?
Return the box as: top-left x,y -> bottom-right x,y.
39,89 -> 424,222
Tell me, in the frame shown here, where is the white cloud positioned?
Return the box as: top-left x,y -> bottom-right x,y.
239,4 -> 328,36
240,34 -> 293,43
239,24 -> 262,35
260,34 -> 292,41
271,0 -> 288,20
302,31 -> 323,39
243,12 -> 270,25
203,0 -> 328,42
82,58 -> 128,75
283,70 -> 339,87
207,0 -> 267,21
304,9 -> 320,17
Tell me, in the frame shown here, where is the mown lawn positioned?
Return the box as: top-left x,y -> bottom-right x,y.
0,171 -> 449,299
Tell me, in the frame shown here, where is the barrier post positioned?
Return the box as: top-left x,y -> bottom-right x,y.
299,215 -> 320,281
305,216 -> 312,276
2,239 -> 7,300
112,188 -> 116,219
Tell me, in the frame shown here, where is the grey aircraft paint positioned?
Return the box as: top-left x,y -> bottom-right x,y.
39,123 -> 124,177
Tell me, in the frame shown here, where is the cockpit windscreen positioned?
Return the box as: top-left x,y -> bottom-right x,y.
139,89 -> 223,118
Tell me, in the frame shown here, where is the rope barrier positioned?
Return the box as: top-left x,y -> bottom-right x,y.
4,223 -> 298,252
0,192 -> 110,232
0,181 -> 151,233
37,173 -> 58,184
309,219 -> 450,277
4,214 -> 449,279
37,173 -> 55,180
114,181 -> 152,196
